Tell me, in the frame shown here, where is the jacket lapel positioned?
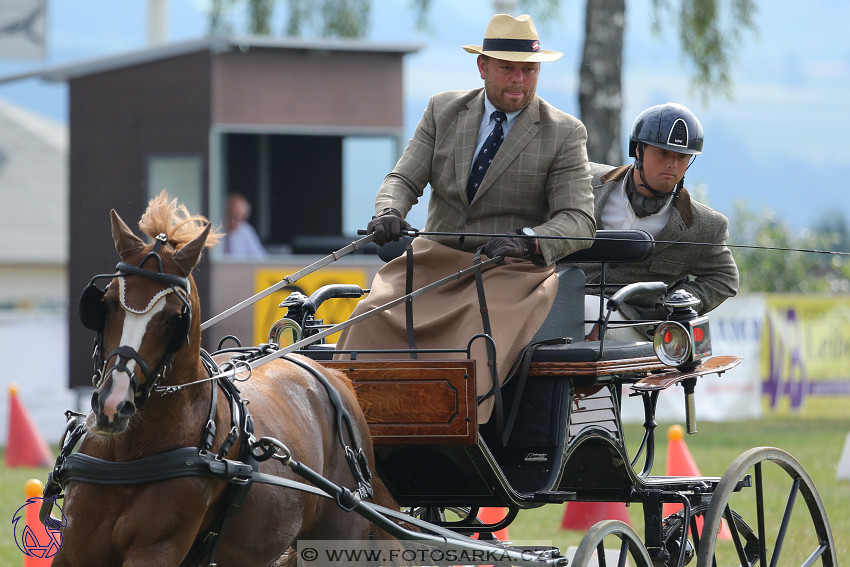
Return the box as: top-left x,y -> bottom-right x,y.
456,90 -> 486,204
470,95 -> 540,205
596,165 -> 695,244
594,165 -> 630,226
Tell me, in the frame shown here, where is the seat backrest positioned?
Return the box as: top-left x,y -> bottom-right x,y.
530,265 -> 585,343
560,229 -> 654,263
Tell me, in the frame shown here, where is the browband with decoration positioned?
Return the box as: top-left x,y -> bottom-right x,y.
482,38 -> 540,53
115,261 -> 191,314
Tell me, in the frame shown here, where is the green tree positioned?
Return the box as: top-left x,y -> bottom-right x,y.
208,0 -> 370,38
207,0 -> 756,163
578,0 -> 756,163
730,201 -> 850,293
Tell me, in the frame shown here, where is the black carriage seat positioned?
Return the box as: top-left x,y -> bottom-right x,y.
479,230 -> 659,496
311,231 -> 664,506
529,228 -> 655,345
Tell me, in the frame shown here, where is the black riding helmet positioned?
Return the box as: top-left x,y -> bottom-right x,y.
629,102 -> 704,159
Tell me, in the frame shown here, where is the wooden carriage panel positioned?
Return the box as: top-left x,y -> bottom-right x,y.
322,359 -> 477,445
528,356 -> 667,377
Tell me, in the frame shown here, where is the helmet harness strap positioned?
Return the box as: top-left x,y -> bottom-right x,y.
634,142 -> 697,201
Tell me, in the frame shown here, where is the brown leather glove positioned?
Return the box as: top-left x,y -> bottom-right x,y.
367,208 -> 412,245
482,233 -> 533,260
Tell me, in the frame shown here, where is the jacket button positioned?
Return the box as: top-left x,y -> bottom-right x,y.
465,220 -> 473,226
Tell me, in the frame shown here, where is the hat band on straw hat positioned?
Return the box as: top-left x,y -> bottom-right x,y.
482,38 -> 540,53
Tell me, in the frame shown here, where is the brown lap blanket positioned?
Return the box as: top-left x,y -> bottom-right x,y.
334,238 -> 558,423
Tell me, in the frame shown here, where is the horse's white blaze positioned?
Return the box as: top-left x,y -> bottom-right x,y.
101,299 -> 167,419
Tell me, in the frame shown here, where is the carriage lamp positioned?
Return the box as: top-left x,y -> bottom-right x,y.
268,291 -> 308,346
652,289 -> 712,370
268,317 -> 302,347
653,289 -> 712,434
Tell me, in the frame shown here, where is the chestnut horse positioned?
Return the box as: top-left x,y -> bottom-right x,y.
50,193 -> 393,566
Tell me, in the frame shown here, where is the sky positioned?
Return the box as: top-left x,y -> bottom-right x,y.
1,0 -> 849,234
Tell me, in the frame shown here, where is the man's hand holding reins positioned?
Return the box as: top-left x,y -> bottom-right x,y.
367,208 -> 412,245
482,230 -> 543,265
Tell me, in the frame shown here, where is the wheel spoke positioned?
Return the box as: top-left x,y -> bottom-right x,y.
618,539 -> 629,567
768,477 -> 800,567
755,461 -> 767,566
597,541 -> 607,567
724,505 -> 751,566
802,544 -> 828,567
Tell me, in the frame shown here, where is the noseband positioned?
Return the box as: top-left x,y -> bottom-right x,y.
80,233 -> 192,406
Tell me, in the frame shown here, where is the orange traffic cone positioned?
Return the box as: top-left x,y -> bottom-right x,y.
475,507 -> 510,541
18,479 -> 58,565
664,424 -> 731,540
560,501 -> 632,531
6,384 -> 54,468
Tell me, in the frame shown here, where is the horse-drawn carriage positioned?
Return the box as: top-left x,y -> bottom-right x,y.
41,194 -> 836,566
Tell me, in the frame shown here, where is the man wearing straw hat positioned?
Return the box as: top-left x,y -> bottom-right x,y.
366,12 -> 594,264
336,14 -> 595,423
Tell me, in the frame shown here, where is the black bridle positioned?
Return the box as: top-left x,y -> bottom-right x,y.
79,233 -> 192,406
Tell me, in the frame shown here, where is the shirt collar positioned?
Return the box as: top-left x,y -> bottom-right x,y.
484,96 -> 522,127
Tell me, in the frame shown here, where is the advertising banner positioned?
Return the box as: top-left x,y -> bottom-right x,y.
762,295 -> 850,411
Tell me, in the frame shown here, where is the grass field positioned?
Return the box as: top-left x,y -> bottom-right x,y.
2,414 -> 848,565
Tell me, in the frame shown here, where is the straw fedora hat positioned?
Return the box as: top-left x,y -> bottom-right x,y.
463,14 -> 562,63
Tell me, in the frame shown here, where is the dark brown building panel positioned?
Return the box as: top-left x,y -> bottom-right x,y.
60,37 -> 419,388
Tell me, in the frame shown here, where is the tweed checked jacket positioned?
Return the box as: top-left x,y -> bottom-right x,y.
374,88 -> 595,265
578,163 -> 739,319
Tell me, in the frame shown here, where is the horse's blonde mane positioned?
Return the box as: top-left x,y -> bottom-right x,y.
139,191 -> 223,249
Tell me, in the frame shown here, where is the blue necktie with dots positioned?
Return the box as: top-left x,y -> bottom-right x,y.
466,111 -> 507,203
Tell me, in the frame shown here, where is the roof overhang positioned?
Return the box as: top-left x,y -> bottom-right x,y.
0,34 -> 424,85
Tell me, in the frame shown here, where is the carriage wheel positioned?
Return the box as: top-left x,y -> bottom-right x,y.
409,506 -> 479,524
696,447 -> 836,567
407,506 -> 518,541
571,520 -> 653,567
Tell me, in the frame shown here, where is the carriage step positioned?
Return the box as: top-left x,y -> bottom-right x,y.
532,490 -> 576,503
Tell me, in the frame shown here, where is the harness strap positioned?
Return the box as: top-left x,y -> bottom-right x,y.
472,248 -> 503,437
280,354 -> 374,498
499,337 -> 569,447
54,448 -> 253,485
404,238 -> 417,359
100,345 -> 168,403
185,368 -> 260,567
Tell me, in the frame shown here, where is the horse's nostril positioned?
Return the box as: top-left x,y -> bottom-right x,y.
117,400 -> 136,419
91,391 -> 100,412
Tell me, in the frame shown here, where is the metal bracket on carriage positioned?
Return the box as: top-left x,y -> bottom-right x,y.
632,355 -> 743,434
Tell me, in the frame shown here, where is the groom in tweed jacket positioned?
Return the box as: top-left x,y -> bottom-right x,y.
578,103 -> 738,339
